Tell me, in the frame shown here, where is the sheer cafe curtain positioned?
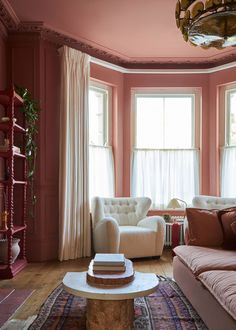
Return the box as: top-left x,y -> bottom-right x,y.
89,145 -> 115,200
59,46 -> 91,261
131,149 -> 199,208
221,147 -> 236,197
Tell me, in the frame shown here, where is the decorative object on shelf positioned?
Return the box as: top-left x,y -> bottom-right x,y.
0,210 -> 8,231
0,238 -> 20,264
175,0 -> 236,49
0,139 -> 21,153
1,117 -> 17,123
15,86 -> 40,219
0,138 -> 9,152
167,198 -> 187,209
0,190 -> 8,231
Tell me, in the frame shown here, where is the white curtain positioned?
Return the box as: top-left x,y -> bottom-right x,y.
221,147 -> 236,197
59,46 -> 91,260
131,149 -> 199,208
89,145 -> 115,200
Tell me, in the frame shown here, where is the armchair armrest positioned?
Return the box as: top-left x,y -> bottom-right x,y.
93,217 -> 120,253
137,216 -> 165,233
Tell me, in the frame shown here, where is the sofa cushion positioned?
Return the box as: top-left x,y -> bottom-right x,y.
174,245 -> 236,276
198,270 -> 236,321
232,221 -> 236,234
218,207 -> 236,250
185,208 -> 223,247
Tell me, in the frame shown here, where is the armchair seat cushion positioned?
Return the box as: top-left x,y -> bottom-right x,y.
119,226 -> 157,259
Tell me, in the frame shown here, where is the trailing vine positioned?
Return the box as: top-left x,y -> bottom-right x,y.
15,86 -> 40,218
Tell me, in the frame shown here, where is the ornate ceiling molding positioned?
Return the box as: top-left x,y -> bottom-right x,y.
0,0 -> 19,30
0,0 -> 236,70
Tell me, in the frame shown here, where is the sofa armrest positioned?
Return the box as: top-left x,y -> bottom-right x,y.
93,217 -> 120,253
137,216 -> 165,233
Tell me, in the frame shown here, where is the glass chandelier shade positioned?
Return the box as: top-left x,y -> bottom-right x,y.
175,0 -> 236,49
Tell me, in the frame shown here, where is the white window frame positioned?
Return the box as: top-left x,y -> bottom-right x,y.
89,81 -> 112,147
225,87 -> 236,147
131,88 -> 201,208
131,88 -> 201,150
220,84 -> 236,197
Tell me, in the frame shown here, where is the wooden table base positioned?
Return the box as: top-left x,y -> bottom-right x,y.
86,298 -> 134,330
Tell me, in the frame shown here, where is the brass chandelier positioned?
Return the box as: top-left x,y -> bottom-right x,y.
175,0 -> 236,49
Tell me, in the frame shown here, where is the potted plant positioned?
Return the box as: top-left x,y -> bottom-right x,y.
15,86 -> 40,218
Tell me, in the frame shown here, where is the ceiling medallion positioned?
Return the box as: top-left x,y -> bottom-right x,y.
176,0 -> 236,49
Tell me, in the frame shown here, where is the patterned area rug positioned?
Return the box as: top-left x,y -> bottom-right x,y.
0,288 -> 34,327
29,277 -> 207,330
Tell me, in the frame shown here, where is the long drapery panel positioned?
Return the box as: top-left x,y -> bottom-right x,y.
59,46 -> 91,260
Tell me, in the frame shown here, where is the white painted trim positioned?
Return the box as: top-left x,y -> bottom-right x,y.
91,56 -> 236,75
131,89 -> 201,149
89,81 -> 112,146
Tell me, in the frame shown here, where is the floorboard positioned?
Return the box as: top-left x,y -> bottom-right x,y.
0,248 -> 173,320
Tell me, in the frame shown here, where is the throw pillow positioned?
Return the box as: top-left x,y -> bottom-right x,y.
218,207 -> 236,250
185,208 -> 223,247
231,221 -> 236,234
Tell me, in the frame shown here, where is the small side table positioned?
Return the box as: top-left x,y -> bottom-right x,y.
165,221 -> 184,253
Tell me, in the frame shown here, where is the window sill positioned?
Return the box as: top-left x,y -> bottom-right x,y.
148,209 -> 186,216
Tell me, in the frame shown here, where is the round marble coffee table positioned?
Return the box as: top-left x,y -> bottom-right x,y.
63,271 -> 159,330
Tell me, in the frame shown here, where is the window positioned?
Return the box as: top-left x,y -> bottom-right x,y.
89,87 -> 108,146
221,88 -> 236,197
89,83 -> 114,200
135,95 -> 194,149
225,89 -> 236,147
132,91 -> 200,208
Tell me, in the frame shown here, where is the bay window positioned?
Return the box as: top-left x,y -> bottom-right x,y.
89,83 -> 114,200
221,88 -> 236,197
131,91 -> 200,209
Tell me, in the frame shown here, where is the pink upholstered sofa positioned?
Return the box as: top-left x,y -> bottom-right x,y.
173,195 -> 236,330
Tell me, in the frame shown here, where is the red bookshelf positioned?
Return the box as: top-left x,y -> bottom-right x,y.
0,87 -> 27,279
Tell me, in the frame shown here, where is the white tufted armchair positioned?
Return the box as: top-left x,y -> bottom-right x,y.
91,197 -> 165,258
192,195 -> 236,209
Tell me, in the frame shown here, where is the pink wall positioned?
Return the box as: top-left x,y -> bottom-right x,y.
0,23 -> 7,217
6,30 -> 236,261
90,63 -> 124,196
208,67 -> 236,196
0,22 -> 6,90
8,33 -> 60,261
123,73 -> 210,196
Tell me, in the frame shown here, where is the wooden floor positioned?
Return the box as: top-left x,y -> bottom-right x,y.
0,249 -> 173,320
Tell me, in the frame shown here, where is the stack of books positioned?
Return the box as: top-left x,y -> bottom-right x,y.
92,253 -> 126,272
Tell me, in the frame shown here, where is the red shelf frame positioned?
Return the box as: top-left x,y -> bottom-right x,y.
0,122 -> 26,133
0,87 -> 27,279
0,225 -> 26,234
0,259 -> 27,278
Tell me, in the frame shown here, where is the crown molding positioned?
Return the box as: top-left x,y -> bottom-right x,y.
0,0 -> 19,30
91,57 -> 236,74
14,22 -> 236,70
1,0 -> 236,71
